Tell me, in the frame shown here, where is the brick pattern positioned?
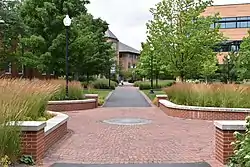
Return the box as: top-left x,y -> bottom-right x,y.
47,101 -> 96,112
85,96 -> 98,108
21,129 -> 45,164
215,128 -> 244,164
45,122 -> 68,151
21,122 -> 68,164
159,103 -> 250,120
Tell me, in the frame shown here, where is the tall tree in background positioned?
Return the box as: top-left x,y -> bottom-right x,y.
237,31 -> 250,80
142,0 -> 224,82
0,0 -> 26,71
19,0 -> 114,78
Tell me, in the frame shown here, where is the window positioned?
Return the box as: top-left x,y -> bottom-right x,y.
225,22 -> 236,28
128,62 -> 131,69
5,62 -> 11,74
237,21 -> 248,28
213,16 -> 250,29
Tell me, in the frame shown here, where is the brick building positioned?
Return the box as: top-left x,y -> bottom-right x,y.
202,3 -> 250,64
105,29 -> 140,72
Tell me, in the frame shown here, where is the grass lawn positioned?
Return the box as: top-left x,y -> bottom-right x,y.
83,89 -> 112,99
142,89 -> 166,101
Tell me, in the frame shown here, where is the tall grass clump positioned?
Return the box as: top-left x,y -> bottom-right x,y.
49,80 -> 83,100
90,79 -> 117,89
164,83 -> 250,108
0,79 -> 60,162
134,80 -> 175,90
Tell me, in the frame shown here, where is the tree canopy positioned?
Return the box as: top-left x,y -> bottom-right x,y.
138,0 -> 224,82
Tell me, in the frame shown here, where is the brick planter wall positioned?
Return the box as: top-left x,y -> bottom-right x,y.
47,99 -> 97,112
19,111 -> 69,164
156,95 -> 168,107
44,122 -> 67,151
20,122 -> 46,164
159,99 -> 250,120
214,121 -> 246,165
85,94 -> 98,108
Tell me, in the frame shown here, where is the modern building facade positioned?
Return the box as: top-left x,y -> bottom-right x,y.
105,29 -> 140,72
202,3 -> 250,64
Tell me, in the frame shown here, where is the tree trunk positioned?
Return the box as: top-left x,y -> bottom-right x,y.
86,73 -> 89,84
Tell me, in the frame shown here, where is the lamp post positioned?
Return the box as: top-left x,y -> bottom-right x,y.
227,55 -> 230,84
63,15 -> 71,98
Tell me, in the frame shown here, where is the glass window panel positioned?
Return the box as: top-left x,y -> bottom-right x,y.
226,22 -> 236,28
220,22 -> 226,28
210,23 -> 214,28
225,17 -> 237,21
219,18 -> 226,21
237,21 -> 248,28
248,21 -> 250,28
237,17 -> 248,20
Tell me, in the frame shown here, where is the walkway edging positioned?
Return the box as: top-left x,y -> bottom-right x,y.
139,90 -> 156,107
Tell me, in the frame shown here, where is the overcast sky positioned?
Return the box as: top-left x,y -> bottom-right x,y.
87,0 -> 250,50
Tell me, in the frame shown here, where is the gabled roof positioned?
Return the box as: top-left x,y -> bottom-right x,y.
105,29 -> 118,40
119,42 -> 140,54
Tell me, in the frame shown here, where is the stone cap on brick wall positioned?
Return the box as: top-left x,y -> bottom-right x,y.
159,99 -> 250,113
214,120 -> 246,131
8,121 -> 46,132
85,94 -> 98,98
48,99 -> 96,105
45,111 -> 69,135
156,95 -> 168,98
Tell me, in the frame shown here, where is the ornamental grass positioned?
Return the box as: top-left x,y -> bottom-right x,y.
164,83 -> 250,108
0,78 -> 60,162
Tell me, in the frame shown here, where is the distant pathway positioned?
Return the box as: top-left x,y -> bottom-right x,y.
103,87 -> 151,107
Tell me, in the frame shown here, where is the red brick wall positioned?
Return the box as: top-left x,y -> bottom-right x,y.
159,103 -> 250,120
21,121 -> 68,164
215,128 -> 245,164
21,129 -> 45,164
45,122 -> 67,151
47,101 -> 97,112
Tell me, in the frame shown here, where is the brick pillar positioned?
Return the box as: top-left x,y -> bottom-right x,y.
214,121 -> 246,165
85,94 -> 98,108
156,95 -> 168,107
20,122 -> 46,164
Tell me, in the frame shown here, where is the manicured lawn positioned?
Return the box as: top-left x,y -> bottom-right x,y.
83,89 -> 112,99
142,90 -> 166,101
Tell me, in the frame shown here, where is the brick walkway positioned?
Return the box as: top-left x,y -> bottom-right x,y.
44,107 -> 222,167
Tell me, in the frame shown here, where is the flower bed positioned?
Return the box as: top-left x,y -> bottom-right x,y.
159,99 -> 250,120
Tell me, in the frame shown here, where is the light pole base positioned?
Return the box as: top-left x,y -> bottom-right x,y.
149,89 -> 154,94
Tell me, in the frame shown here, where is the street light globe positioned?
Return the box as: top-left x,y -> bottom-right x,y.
63,15 -> 71,27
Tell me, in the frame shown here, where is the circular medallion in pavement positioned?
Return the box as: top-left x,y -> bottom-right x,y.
102,118 -> 152,126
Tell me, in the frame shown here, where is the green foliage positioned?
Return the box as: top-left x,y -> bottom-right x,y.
0,155 -> 11,167
142,0 -> 224,81
229,116 -> 250,167
18,0 -> 114,77
200,57 -> 218,83
218,51 -> 239,83
165,83 -> 250,108
91,79 -> 117,89
83,88 -> 111,106
237,30 -> 250,80
19,155 -> 35,165
134,80 -> 174,90
50,81 -> 83,100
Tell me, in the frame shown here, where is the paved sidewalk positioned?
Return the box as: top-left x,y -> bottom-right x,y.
103,87 -> 151,107
44,107 -> 221,167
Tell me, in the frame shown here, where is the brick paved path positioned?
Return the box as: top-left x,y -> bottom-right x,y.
103,87 -> 151,107
44,107 -> 222,167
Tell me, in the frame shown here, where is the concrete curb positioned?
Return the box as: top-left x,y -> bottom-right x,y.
101,90 -> 114,107
139,90 -> 156,108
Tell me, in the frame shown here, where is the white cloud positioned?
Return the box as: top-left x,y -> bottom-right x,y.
87,0 -> 250,50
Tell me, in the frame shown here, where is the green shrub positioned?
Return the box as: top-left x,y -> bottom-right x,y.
134,80 -> 174,90
91,79 -> 117,89
164,83 -> 250,108
50,80 -> 83,100
229,116 -> 250,166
